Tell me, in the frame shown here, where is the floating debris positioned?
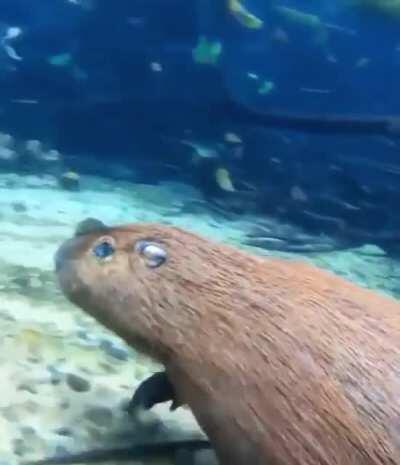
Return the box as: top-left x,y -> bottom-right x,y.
47,53 -> 73,67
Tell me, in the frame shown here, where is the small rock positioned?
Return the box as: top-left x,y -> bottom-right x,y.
100,339 -> 129,361
17,383 -> 38,394
65,373 -> 91,392
59,171 -> 80,191
47,365 -> 63,385
84,406 -> 113,426
11,201 -> 27,212
54,427 -> 73,437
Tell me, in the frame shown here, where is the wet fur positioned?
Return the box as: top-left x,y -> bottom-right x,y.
55,222 -> 400,465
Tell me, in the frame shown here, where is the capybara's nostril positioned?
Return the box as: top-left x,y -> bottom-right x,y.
54,238 -> 79,272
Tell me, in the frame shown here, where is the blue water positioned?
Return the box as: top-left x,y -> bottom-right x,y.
0,0 -> 399,259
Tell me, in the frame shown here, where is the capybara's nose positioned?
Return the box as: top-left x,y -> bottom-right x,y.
74,217 -> 108,237
54,239 -> 75,273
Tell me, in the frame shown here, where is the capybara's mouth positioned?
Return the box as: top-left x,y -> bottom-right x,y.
54,237 -> 75,274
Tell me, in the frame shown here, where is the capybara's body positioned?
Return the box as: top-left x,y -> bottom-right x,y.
55,220 -> 400,465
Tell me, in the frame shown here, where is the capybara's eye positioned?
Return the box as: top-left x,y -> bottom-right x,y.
134,240 -> 167,268
92,237 -> 115,260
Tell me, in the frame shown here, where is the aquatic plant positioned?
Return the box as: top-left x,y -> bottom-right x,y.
192,36 -> 222,65
228,0 -> 264,29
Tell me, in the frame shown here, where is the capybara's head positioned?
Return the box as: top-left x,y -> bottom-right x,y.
54,218 -> 236,360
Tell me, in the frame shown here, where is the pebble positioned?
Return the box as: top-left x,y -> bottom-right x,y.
84,406 -> 113,426
17,383 -> 38,394
65,373 -> 91,392
100,339 -> 129,361
11,202 -> 27,212
54,427 -> 73,437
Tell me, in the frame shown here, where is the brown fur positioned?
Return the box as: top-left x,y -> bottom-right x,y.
55,222 -> 400,465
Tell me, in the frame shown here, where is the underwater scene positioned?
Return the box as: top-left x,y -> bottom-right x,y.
2,0 -> 400,464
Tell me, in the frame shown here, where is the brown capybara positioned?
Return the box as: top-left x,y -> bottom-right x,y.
54,218 -> 400,465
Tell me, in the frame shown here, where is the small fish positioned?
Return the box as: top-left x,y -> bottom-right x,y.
247,72 -> 259,80
180,139 -> 219,159
1,26 -> 22,61
11,98 -> 39,104
215,167 -> 235,192
224,132 -> 242,144
150,61 -> 163,72
4,27 -> 21,41
300,87 -> 333,94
